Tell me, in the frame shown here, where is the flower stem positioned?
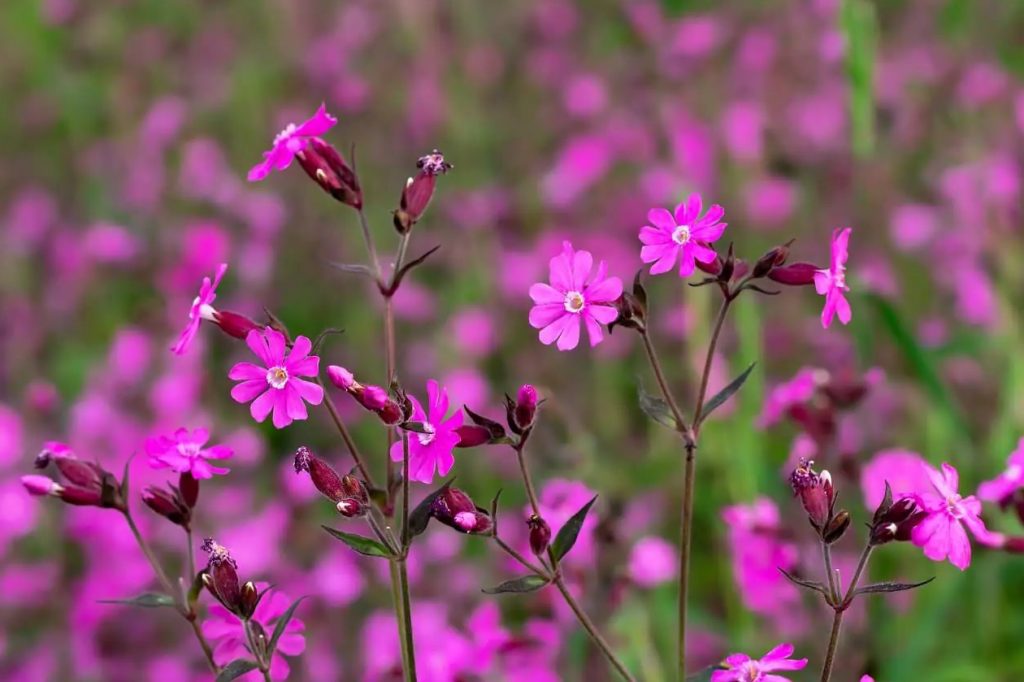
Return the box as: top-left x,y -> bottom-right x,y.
124,509 -> 175,595
822,542 -> 838,603
186,528 -> 197,581
820,543 -> 874,682
388,562 -> 412,677
493,536 -> 549,577
318,385 -> 376,487
398,559 -> 418,681
357,208 -> 383,283
639,329 -> 688,431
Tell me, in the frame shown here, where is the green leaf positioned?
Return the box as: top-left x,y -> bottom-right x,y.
699,362 -> 755,424
267,596 -> 305,658
638,386 -> 678,430
322,526 -> 393,558
778,568 -> 830,598
482,574 -> 549,594
855,577 -> 935,596
99,592 -> 176,608
841,0 -> 877,157
215,659 -> 260,682
551,495 -> 598,561
407,478 -> 454,539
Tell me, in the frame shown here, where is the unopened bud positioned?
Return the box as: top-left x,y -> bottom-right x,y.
142,486 -> 191,529
28,447 -> 124,511
432,487 -> 492,535
752,241 -> 793,279
514,385 -> 538,432
767,262 -> 819,286
823,509 -> 851,544
327,365 -> 356,391
527,515 -> 552,556
296,137 -> 363,208
294,447 -> 347,503
212,311 -> 261,340
239,581 -> 260,619
336,497 -> 368,518
455,425 -> 492,448
179,472 -> 199,509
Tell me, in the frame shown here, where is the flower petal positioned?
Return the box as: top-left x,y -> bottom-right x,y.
555,314 -> 581,351
647,208 -> 675,230
530,283 -> 565,304
232,380 -> 268,404
530,304 -> 567,329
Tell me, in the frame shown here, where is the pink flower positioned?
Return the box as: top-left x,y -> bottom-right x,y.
814,227 -> 852,328
860,449 -> 935,510
171,263 -> 227,355
528,241 -> 622,351
144,427 -> 233,479
639,193 -> 726,278
202,586 -> 306,681
911,462 -> 989,570
247,104 -> 338,182
229,329 -> 324,429
390,380 -> 463,484
977,437 -> 1024,504
628,536 -> 675,587
711,643 -> 808,682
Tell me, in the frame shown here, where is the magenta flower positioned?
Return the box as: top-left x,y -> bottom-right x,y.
202,586 -> 306,681
145,427 -> 233,479
911,462 -> 989,570
711,643 -> 808,682
229,329 -> 324,429
390,380 -> 463,484
639,193 -> 726,277
528,241 -> 622,351
171,263 -> 227,355
977,437 -> 1024,504
814,227 -> 852,328
247,104 -> 338,182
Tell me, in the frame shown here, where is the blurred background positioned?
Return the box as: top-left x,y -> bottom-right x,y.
1,0 -> 1024,680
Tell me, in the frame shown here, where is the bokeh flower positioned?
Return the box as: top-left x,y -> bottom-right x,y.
639,194 -> 726,277
145,427 -> 232,479
528,241 -> 622,351
391,380 -> 463,484
248,104 -> 338,182
171,263 -> 227,355
977,437 -> 1024,505
711,643 -> 807,682
815,227 -> 852,328
229,329 -> 324,429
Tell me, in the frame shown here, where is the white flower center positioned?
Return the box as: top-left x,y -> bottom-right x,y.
671,224 -> 692,245
739,661 -> 760,682
177,442 -> 201,458
1008,464 -> 1022,480
834,265 -> 847,290
564,291 -> 586,314
946,494 -> 964,519
418,422 -> 437,446
273,123 -> 297,145
266,366 -> 290,389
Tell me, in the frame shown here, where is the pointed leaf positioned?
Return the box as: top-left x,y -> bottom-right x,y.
407,478 -> 454,538
267,596 -> 306,658
872,481 -> 893,525
551,495 -> 598,561
854,577 -> 934,596
389,245 -> 442,294
489,489 -> 503,535
482,574 -> 549,594
638,386 -> 678,430
99,592 -> 176,608
778,568 -> 830,597
215,659 -> 260,682
699,362 -> 756,424
322,527 -> 393,557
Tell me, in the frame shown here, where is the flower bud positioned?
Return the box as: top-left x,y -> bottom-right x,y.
823,510 -> 851,544
142,486 -> 191,529
455,425 -> 493,448
27,445 -> 125,511
431,487 -> 492,535
789,460 -> 834,531
393,150 -> 451,234
767,262 -> 819,286
527,515 -> 551,556
514,385 -> 538,432
239,581 -> 260,619
718,243 -> 736,283
870,496 -> 922,545
179,472 -> 199,509
211,311 -> 261,340
751,240 -> 793,279
327,365 -> 355,391
201,538 -> 244,615
294,446 -> 346,501
336,497 -> 369,518
296,137 -> 362,208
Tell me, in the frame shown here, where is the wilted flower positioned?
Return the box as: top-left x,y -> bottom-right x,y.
911,462 -> 989,570
145,427 -> 233,479
390,380 -> 463,484
789,459 -> 834,531
711,643 -> 808,682
229,329 -> 324,429
23,443 -> 124,510
815,227 -> 852,328
201,538 -> 259,618
639,194 -> 726,278
394,150 -> 452,233
293,447 -> 369,517
528,241 -> 622,351
247,103 -> 338,182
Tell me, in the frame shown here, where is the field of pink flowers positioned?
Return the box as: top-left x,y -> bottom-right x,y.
2,0 -> 1024,680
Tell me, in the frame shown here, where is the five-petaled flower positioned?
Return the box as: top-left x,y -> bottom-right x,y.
229,329 -> 324,429
390,380 -> 463,484
639,193 -> 726,278
814,227 -> 852,329
711,642 -> 808,682
910,462 -> 989,570
171,263 -> 227,355
145,427 -> 233,479
528,241 -> 622,351
247,104 -> 338,182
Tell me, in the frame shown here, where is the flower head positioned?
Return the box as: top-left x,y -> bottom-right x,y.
390,380 -> 463,484
911,462 -> 989,570
145,427 -> 232,479
814,227 -> 852,328
247,104 -> 338,182
977,437 -> 1024,505
229,329 -> 324,429
528,241 -> 622,351
711,643 -> 808,682
639,193 -> 726,278
171,263 -> 227,355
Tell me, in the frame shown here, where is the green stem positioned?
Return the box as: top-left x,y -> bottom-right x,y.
318,384 -> 376,487
820,544 -> 874,682
357,208 -> 383,282
388,562 -> 412,677
639,329 -> 688,431
822,542 -> 838,603
398,559 -> 418,681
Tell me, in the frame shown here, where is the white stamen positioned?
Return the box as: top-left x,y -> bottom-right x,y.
671,224 -> 692,245
418,423 -> 437,446
266,366 -> 290,389
273,123 -> 297,145
563,291 -> 585,314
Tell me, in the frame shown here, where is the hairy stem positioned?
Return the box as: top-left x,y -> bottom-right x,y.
820,543 -> 874,682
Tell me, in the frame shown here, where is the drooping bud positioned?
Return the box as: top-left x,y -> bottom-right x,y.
393,150 -> 451,234
28,445 -> 125,511
211,311 -> 261,340
327,365 -> 405,426
767,262 -> 819,286
514,385 -> 539,432
201,538 -> 244,615
751,240 -> 794,279
295,137 -> 363,208
527,515 -> 552,556
142,485 -> 192,529
179,472 -> 199,509
431,487 -> 492,535
789,460 -> 834,531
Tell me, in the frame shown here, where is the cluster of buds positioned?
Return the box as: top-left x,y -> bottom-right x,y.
295,137 -> 362,208
610,272 -> 648,334
691,238 -> 823,294
327,365 -> 407,426
294,447 -> 370,518
201,538 -> 260,618
869,483 -> 925,546
790,460 -> 849,544
456,384 -> 541,449
22,442 -> 125,511
142,472 -> 198,531
430,487 -> 492,535
393,150 -> 451,234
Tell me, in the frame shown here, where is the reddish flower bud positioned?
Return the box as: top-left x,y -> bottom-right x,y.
295,137 -> 362,208
211,311 -> 261,340
789,460 -> 834,531
455,425 -> 493,448
27,445 -> 125,511
514,385 -> 538,432
527,515 -> 551,556
179,472 -> 199,509
1003,537 -> 1024,553
752,240 -> 793,279
294,446 -> 347,501
327,365 -> 355,391
142,485 -> 192,529
871,495 -> 924,545
432,487 -> 492,535
767,262 -> 819,286
239,581 -> 260,619
327,366 -> 405,426
823,509 -> 851,544
201,538 -> 244,615
393,150 -> 451,234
